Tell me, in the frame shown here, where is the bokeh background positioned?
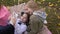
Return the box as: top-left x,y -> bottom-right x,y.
0,0 -> 60,34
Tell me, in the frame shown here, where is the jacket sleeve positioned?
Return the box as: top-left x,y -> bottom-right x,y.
28,15 -> 43,34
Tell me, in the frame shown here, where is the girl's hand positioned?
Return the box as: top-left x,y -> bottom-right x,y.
10,15 -> 16,26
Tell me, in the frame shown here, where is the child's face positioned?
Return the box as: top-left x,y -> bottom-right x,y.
24,5 -> 33,15
21,14 -> 28,23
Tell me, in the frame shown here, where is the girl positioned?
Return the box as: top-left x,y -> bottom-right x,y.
0,4 -> 14,34
15,12 -> 30,34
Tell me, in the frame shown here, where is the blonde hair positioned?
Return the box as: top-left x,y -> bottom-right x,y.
26,0 -> 40,10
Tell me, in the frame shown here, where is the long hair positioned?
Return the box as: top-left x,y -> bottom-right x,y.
25,13 -> 30,26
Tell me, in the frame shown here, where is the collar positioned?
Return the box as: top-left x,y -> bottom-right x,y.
33,10 -> 46,19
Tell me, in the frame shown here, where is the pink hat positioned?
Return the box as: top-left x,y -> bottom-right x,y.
0,6 -> 11,26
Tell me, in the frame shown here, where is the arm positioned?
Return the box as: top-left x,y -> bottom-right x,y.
28,15 -> 40,34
